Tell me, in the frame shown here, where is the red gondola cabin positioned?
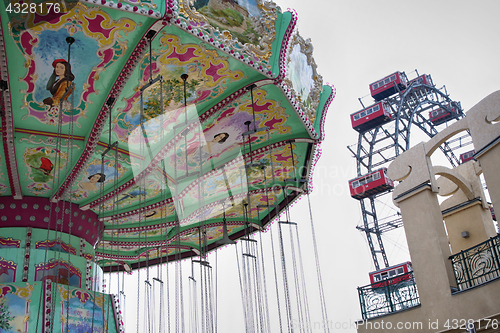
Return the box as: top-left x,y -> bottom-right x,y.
408,74 -> 432,87
369,262 -> 413,288
429,103 -> 459,125
349,168 -> 394,200
369,71 -> 407,101
350,101 -> 392,133
492,207 -> 496,221
460,150 -> 475,163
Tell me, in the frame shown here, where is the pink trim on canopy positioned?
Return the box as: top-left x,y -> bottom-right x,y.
0,21 -> 22,200
83,138 -> 295,211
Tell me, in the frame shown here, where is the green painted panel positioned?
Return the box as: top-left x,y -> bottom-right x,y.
51,284 -> 119,333
0,140 -> 11,196
313,84 -> 334,137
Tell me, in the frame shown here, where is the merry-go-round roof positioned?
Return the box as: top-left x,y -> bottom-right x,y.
0,0 -> 334,271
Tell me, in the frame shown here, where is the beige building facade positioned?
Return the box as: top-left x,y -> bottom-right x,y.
357,91 -> 500,333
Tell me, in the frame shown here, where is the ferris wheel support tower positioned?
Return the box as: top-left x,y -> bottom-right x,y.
348,70 -> 472,270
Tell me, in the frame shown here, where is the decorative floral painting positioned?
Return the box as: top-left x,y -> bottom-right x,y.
0,283 -> 35,333
112,34 -> 245,143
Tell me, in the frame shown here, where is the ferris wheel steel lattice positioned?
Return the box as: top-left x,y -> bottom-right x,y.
348,70 -> 473,270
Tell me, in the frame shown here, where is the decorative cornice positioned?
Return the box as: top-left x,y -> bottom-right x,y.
198,85 -> 252,122
306,83 -> 335,193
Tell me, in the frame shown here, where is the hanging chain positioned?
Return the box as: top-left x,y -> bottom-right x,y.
306,192 -> 330,332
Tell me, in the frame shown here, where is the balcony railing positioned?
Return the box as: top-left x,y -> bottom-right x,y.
357,271 -> 420,320
449,234 -> 500,292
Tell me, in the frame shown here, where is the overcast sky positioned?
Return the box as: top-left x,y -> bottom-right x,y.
116,1 -> 500,332
266,0 -> 500,331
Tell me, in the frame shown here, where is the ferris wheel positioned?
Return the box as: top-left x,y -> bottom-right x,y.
348,70 -> 473,271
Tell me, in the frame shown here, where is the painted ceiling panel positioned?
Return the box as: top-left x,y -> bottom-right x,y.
0,142 -> 12,196
7,4 -> 152,134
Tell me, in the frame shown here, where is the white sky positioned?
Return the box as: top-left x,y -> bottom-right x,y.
112,1 -> 500,332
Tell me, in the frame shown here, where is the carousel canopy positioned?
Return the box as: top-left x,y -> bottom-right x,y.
0,0 -> 334,271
